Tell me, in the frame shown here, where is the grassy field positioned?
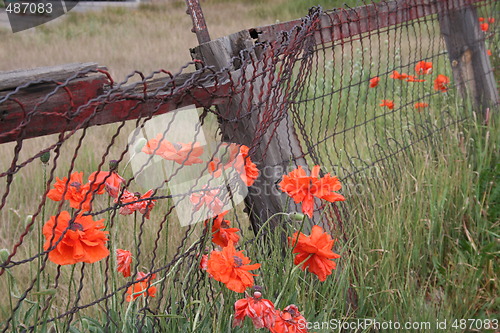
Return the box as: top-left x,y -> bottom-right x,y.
0,0 -> 347,79
0,0 -> 498,332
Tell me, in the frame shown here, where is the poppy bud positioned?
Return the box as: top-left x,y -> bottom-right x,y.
25,215 -> 34,232
0,248 -> 9,263
134,138 -> 147,153
109,160 -> 119,171
288,212 -> 305,221
40,151 -> 50,164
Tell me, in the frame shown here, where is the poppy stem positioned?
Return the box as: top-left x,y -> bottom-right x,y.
253,212 -> 291,243
275,215 -> 308,305
290,215 -> 307,252
275,253 -> 313,306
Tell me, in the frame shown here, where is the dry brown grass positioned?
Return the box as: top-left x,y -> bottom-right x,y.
0,0 -> 285,80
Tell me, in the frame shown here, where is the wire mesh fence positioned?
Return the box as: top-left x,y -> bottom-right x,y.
0,0 -> 497,331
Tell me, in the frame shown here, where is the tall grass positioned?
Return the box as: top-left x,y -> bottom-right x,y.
4,101 -> 491,333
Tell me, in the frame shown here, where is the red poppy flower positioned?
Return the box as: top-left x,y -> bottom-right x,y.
190,185 -> 225,216
141,134 -> 165,155
269,304 -> 309,333
479,17 -> 484,22
379,100 -> 395,110
238,145 -> 259,186
233,291 -> 276,329
200,254 -> 208,271
369,77 -> 380,88
208,212 -> 240,247
279,165 -> 345,218
116,189 -> 156,219
415,61 -> 433,75
206,241 -> 261,293
88,171 -> 125,198
116,249 -> 132,277
208,158 -> 224,178
390,70 -> 409,80
414,102 -> 429,110
43,211 -> 109,265
289,225 -> 341,281
406,75 -> 426,82
209,144 -> 259,187
142,134 -> 204,166
480,23 -> 489,31
434,74 -> 450,92
47,172 -> 96,211
136,190 -> 156,219
487,49 -> 492,56
126,272 -> 157,302
488,17 -> 495,24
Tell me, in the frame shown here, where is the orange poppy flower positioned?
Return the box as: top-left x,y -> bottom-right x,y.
200,254 -> 208,271
390,70 -> 409,80
414,102 -> 429,110
209,144 -> 259,187
126,272 -> 157,302
233,291 -> 276,329
379,100 -> 395,110
42,211 -> 109,265
415,61 -> 433,75
135,189 -> 156,219
279,165 -> 345,218
369,77 -> 380,88
208,157 -> 224,178
88,171 -> 125,198
190,185 -> 225,216
116,249 -> 132,277
142,134 -> 204,166
47,172 -> 96,211
206,241 -> 260,293
209,212 -> 240,247
405,75 -> 426,82
289,225 -> 341,281
116,190 -> 137,215
269,304 -> 309,333
480,23 -> 489,31
238,145 -> 259,186
141,134 -> 166,155
116,189 -> 156,219
434,74 -> 450,92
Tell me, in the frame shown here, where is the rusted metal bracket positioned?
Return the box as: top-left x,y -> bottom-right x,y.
185,0 -> 211,44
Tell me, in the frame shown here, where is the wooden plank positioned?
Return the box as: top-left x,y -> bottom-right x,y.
252,0 -> 485,45
192,30 -> 320,230
0,72 -> 230,143
438,0 -> 499,114
0,63 -> 100,91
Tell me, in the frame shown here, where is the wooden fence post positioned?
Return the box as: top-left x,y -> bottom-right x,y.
190,30 -> 321,231
438,0 -> 499,115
